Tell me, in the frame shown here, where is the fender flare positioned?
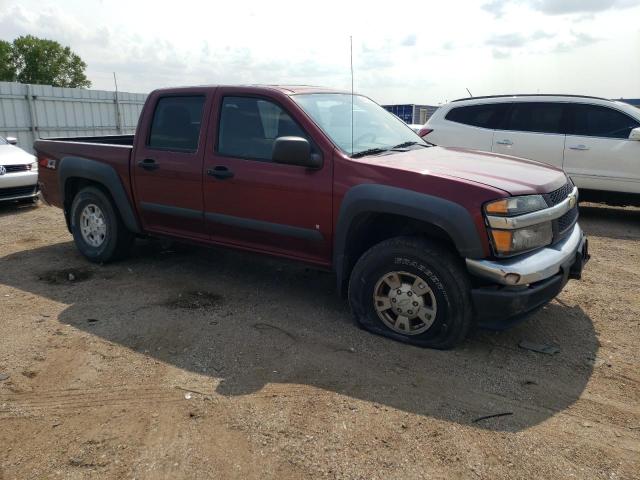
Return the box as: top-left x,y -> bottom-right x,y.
58,157 -> 141,234
334,184 -> 485,291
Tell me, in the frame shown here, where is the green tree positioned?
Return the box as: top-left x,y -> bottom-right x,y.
8,35 -> 91,88
0,40 -> 15,81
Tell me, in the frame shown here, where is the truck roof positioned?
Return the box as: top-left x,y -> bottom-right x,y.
152,84 -> 351,95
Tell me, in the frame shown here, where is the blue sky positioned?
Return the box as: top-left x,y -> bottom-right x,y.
1,0 -> 639,104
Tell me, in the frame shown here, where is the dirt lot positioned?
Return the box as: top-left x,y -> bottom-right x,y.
0,202 -> 639,480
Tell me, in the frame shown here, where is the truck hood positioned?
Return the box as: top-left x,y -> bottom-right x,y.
0,145 -> 35,166
370,146 -> 566,196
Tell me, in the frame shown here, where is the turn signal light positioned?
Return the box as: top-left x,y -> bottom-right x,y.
485,199 -> 509,215
490,229 -> 513,252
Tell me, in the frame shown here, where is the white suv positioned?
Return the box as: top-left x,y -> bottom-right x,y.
421,95 -> 640,203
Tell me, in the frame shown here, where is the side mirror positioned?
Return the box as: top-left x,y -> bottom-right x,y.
6,136 -> 17,145
272,136 -> 322,169
629,127 -> 640,141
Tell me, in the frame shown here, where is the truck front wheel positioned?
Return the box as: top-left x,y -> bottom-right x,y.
70,186 -> 134,263
348,236 -> 473,349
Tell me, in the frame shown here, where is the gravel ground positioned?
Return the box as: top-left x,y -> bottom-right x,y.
0,201 -> 639,479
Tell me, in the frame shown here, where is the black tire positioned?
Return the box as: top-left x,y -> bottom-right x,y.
70,186 -> 134,263
348,236 -> 473,349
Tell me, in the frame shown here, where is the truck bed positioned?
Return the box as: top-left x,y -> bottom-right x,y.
34,136 -> 134,209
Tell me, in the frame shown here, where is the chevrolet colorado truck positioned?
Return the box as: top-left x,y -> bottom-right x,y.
34,85 -> 589,349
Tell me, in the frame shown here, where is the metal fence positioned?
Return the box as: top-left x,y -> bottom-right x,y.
0,81 -> 148,153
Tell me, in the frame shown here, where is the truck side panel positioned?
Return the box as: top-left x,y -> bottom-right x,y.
35,140 -> 136,224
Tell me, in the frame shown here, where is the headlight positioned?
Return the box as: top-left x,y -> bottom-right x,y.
485,195 -> 547,216
28,161 -> 38,172
485,194 -> 553,256
489,222 -> 553,256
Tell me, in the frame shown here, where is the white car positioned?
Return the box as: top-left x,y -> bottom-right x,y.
420,95 -> 640,203
0,136 -> 39,204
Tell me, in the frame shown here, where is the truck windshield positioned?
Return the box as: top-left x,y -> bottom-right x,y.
292,93 -> 427,157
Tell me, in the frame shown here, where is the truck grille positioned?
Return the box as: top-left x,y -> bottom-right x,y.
2,164 -> 30,173
544,181 -> 578,243
0,185 -> 38,199
557,207 -> 578,234
543,181 -> 573,207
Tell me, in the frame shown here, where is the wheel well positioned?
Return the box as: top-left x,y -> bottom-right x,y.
339,213 -> 459,295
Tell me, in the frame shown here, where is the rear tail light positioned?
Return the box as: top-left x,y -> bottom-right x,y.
417,127 -> 433,137
38,155 -> 56,169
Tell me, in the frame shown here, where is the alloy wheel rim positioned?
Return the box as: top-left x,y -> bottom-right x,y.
373,271 -> 438,335
79,203 -> 107,248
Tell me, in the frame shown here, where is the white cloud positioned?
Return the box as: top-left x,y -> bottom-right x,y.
483,0 -> 640,17
531,30 -> 555,40
553,30 -> 601,52
400,34 -> 417,47
493,49 -> 512,59
486,30 -> 556,50
486,33 -> 529,48
530,0 -> 640,14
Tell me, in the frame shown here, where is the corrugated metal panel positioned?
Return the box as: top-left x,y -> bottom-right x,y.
0,83 -> 32,149
0,81 -> 147,153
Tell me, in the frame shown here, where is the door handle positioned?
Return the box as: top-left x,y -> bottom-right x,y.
137,158 -> 159,170
569,145 -> 589,151
207,165 -> 234,180
495,139 -> 513,146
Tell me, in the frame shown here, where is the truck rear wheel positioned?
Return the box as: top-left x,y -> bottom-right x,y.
70,186 -> 134,263
348,236 -> 473,349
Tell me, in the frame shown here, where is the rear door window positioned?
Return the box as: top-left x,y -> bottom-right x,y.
504,102 -> 565,134
217,96 -> 308,161
445,104 -> 507,129
148,96 -> 205,152
568,104 -> 639,139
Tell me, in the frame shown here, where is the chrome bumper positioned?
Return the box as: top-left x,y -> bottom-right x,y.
466,223 -> 586,286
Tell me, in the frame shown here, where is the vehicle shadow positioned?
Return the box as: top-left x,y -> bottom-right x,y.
0,239 -> 598,432
0,200 -> 39,218
579,203 -> 640,240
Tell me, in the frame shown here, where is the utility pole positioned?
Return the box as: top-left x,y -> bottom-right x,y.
113,72 -> 123,134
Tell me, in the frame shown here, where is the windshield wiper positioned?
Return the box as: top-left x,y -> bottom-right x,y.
391,141 -> 429,149
351,147 -> 389,158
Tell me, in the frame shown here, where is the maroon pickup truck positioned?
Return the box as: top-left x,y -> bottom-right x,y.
35,85 -> 589,349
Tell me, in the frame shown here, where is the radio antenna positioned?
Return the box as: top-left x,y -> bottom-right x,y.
466,87 -> 473,98
350,35 -> 354,156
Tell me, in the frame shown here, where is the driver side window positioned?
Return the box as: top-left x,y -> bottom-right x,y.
217,96 -> 308,161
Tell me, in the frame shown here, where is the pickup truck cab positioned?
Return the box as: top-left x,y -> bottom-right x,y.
35,85 -> 589,349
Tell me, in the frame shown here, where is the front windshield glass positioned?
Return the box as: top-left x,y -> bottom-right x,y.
292,93 -> 427,156
0,137 -> 7,145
